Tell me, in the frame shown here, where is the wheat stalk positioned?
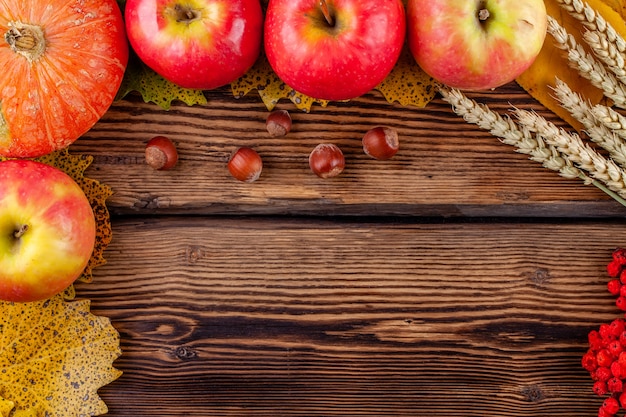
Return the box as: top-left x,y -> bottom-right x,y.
514,108 -> 626,198
590,104 -> 626,140
552,78 -> 626,166
439,86 -> 581,180
439,86 -> 626,206
555,0 -> 626,83
548,15 -> 626,108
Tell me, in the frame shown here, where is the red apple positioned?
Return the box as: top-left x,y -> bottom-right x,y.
0,160 -> 96,303
125,0 -> 263,90
264,0 -> 406,101
406,0 -> 547,90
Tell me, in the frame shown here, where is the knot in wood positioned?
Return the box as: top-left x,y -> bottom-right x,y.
521,385 -> 544,403
174,346 -> 198,361
528,267 -> 551,285
185,246 -> 205,264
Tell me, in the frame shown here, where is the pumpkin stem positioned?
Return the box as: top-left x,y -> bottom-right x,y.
5,22 -> 46,62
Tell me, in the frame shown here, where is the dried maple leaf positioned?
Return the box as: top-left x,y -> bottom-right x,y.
231,53 -> 331,112
116,54 -> 208,110
231,47 -> 439,112
516,0 -> 626,130
0,294 -> 122,416
374,45 -> 439,107
0,399 -> 14,417
0,149 -> 113,292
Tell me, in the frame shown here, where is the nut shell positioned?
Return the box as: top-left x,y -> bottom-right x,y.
309,143 -> 345,179
145,136 -> 178,170
228,147 -> 263,182
362,127 -> 399,160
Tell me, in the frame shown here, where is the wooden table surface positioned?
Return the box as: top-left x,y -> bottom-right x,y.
72,82 -> 626,417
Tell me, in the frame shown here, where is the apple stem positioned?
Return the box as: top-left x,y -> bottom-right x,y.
478,8 -> 490,21
13,224 -> 28,239
170,4 -> 201,24
319,0 -> 335,27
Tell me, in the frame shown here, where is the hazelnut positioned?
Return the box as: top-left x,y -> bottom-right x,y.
145,136 -> 178,170
362,126 -> 399,160
266,109 -> 292,137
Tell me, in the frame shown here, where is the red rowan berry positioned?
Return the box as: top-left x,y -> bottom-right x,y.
598,405 -> 612,417
609,341 -> 623,357
609,279 -> 623,295
590,330 -> 603,348
610,319 -> 626,337
611,361 -> 622,378
608,260 -> 623,278
613,248 -> 626,265
603,396 -> 620,414
602,324 -> 616,341
596,366 -> 613,381
598,350 -> 615,368
584,351 -> 599,372
598,323 -> 613,345
594,380 -> 609,396
608,376 -> 623,392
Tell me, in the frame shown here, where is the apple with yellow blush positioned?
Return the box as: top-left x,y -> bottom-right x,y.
0,160 -> 96,303
406,0 -> 548,90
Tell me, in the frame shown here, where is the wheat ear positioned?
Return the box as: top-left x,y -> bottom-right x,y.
439,86 -> 581,179
548,15 -> 626,108
515,108 -> 626,198
439,86 -> 626,206
552,78 -> 626,167
590,103 -> 626,142
554,0 -> 626,83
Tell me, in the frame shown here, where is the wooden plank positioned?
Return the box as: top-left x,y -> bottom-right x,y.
71,84 -> 626,218
76,217 -> 626,416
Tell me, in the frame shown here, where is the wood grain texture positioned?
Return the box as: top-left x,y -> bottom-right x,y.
71,83 -> 626,218
76,217 -> 626,417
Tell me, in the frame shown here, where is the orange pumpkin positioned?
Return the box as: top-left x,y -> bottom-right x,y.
0,0 -> 128,158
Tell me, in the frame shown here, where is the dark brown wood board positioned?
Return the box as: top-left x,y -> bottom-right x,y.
77,218 -> 625,417
67,81 -> 626,416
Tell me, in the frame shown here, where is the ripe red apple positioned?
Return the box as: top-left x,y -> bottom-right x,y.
0,160 -> 96,303
264,0 -> 406,101
406,0 -> 547,90
125,0 -> 263,90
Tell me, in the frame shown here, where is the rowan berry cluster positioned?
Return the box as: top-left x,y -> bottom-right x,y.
583,248 -> 626,417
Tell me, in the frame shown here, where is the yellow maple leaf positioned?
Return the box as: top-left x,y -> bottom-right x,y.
231,53 -> 331,112
116,55 -> 208,110
231,48 -> 439,112
601,0 -> 626,16
0,399 -> 14,417
0,294 -> 122,416
516,0 -> 626,130
0,149 -> 113,295
374,45 -> 440,107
